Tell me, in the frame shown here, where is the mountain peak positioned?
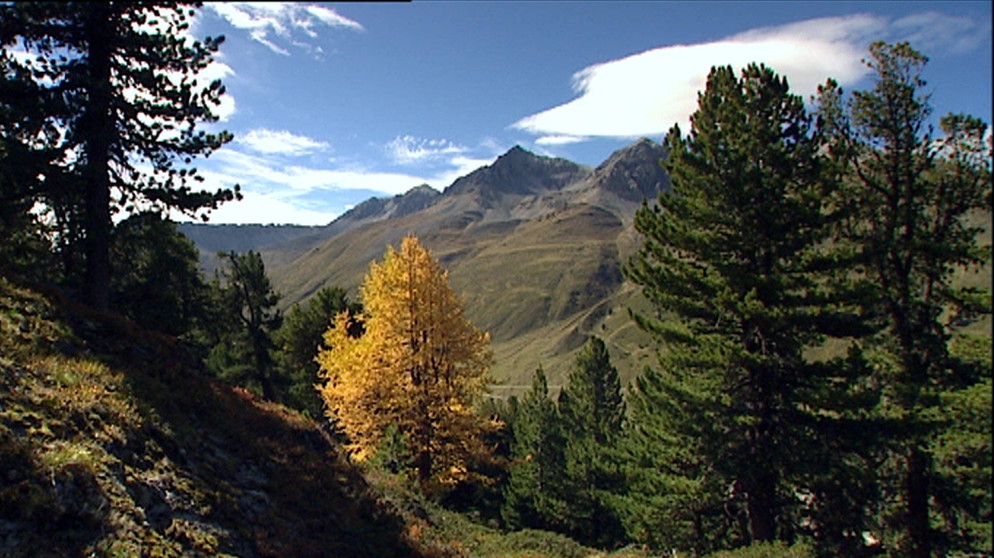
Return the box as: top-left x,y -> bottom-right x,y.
323,183 -> 441,234
590,138 -> 669,202
445,145 -> 588,197
407,183 -> 438,195
499,144 -> 532,159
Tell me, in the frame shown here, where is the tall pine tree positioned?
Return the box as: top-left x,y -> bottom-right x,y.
624,63 -> 864,552
501,365 -> 567,531
0,2 -> 238,308
817,41 -> 992,557
208,251 -> 282,401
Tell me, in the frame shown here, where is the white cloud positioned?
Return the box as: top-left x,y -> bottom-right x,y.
186,190 -> 339,226
207,148 -> 434,197
305,5 -> 364,31
206,2 -> 363,56
891,12 -> 991,55
237,128 -> 330,155
535,135 -> 587,146
385,136 -> 468,165
513,12 -> 991,141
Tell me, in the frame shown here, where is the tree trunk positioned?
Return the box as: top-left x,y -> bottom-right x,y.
747,470 -> 777,543
906,445 -> 931,558
82,4 -> 114,310
255,349 -> 276,401
415,395 -> 433,493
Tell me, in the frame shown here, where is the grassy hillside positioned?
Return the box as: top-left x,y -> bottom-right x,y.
177,223 -> 326,276
265,201 -> 658,398
957,209 -> 993,336
0,277 -> 419,557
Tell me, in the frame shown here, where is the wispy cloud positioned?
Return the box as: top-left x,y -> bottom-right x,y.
187,142 -> 498,225
188,189 -> 343,226
237,128 -> 330,156
385,136 -> 468,165
534,135 -> 588,146
891,11 -> 991,55
513,12 -> 990,141
206,2 -> 363,57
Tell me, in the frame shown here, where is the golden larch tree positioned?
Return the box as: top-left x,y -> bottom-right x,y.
317,234 -> 494,492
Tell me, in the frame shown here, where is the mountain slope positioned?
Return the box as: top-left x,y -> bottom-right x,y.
0,277 -> 418,557
177,223 -> 325,276
263,140 -> 670,392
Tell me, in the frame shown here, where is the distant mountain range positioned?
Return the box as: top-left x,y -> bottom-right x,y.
179,138 -> 670,394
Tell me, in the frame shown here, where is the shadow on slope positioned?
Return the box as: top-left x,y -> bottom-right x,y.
0,277 -> 417,557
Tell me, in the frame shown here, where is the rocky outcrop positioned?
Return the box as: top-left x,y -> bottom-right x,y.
588,137 -> 669,202
443,145 -> 590,198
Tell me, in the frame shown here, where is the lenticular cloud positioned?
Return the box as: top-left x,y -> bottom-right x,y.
512,13 -> 969,140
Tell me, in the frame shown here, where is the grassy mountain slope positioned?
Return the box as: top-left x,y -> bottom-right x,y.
177,223 -> 326,277
0,277 -> 416,557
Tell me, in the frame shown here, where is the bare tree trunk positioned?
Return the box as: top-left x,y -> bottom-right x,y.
747,470 -> 777,543
82,4 -> 114,310
906,445 -> 931,558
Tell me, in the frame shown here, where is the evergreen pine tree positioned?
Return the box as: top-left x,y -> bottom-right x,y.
624,63 -> 867,552
208,251 -> 282,401
109,212 -> 210,338
501,366 -> 567,531
0,2 -> 238,308
557,336 -> 626,547
274,287 -> 361,416
817,41 -> 992,557
0,31 -> 65,281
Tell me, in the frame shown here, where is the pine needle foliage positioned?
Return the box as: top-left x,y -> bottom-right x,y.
623,63 -> 871,553
0,2 -> 239,308
817,41 -> 992,557
500,365 -> 567,532
557,337 -> 627,547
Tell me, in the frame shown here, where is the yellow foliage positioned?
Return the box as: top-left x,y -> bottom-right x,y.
317,234 -> 494,489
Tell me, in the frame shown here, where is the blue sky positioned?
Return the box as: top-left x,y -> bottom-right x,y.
183,1 -> 992,225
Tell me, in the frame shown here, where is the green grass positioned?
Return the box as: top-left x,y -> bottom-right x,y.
702,541 -> 814,558
364,468 -> 651,558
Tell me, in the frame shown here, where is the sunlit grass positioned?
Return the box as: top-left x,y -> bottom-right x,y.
38,440 -> 102,470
